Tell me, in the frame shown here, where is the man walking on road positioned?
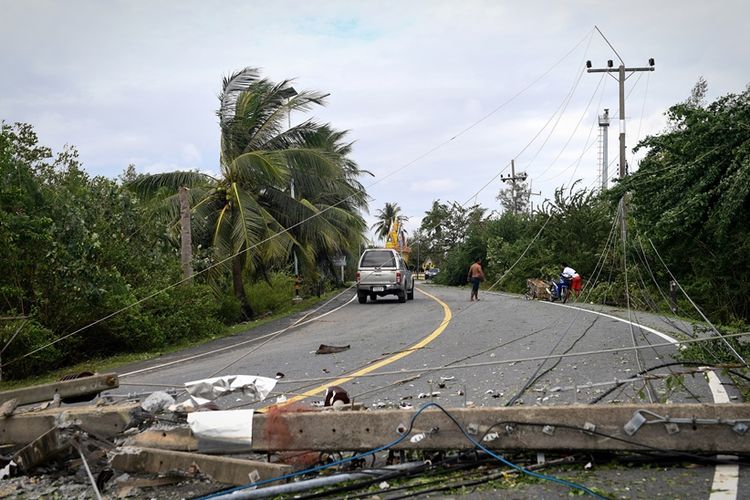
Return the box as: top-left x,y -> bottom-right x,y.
467,258 -> 485,302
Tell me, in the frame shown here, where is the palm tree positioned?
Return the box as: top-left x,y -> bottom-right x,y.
130,68 -> 368,317
371,202 -> 408,243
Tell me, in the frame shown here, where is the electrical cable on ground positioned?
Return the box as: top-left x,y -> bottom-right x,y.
271,331 -> 750,386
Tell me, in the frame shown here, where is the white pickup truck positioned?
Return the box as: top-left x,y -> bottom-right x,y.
355,248 -> 415,303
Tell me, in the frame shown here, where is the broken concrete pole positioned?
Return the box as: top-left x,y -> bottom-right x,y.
0,373 -> 119,407
0,402 -> 140,446
12,427 -> 69,471
110,447 -> 291,486
250,403 -> 750,453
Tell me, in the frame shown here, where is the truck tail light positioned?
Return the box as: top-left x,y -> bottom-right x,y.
396,271 -> 401,283
356,271 -> 360,282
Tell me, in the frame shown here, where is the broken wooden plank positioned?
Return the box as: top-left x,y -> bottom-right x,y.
0,373 -> 119,406
110,447 -> 291,486
0,402 -> 139,445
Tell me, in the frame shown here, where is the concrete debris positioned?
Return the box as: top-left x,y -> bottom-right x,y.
167,400 -> 197,413
417,391 -> 440,399
315,344 -> 351,354
140,391 -> 176,413
0,398 -> 18,417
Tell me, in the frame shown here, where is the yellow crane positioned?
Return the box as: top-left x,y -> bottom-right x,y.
385,220 -> 411,263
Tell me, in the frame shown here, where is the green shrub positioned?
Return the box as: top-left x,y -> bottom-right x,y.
247,272 -> 294,315
0,319 -> 62,380
145,284 -> 225,344
216,293 -> 243,325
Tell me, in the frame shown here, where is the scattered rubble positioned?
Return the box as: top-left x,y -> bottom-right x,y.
2,371 -> 749,498
140,391 -> 175,413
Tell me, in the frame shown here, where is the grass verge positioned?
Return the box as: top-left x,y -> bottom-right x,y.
0,288 -> 348,391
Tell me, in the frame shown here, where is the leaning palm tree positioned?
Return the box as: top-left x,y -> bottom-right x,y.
129,68 -> 368,317
371,202 -> 409,242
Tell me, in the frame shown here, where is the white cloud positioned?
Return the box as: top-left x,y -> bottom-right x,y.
2,0 -> 749,238
181,143 -> 202,164
409,178 -> 457,194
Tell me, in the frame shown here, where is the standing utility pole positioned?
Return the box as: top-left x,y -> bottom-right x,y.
586,59 -> 655,179
598,108 -> 610,190
501,159 -> 528,214
528,180 -> 542,215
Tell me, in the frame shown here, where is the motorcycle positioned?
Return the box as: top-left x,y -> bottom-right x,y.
548,274 -> 572,303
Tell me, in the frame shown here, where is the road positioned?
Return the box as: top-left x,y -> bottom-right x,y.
111,282 -> 745,499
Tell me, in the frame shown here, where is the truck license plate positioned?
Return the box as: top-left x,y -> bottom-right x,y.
372,286 -> 384,292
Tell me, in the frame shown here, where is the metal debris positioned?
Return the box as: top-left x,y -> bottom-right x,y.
184,375 -> 276,406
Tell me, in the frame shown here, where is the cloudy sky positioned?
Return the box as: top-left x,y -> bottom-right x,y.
2,1 -> 748,239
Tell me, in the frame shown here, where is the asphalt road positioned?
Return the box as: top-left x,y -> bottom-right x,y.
109,282 -> 746,499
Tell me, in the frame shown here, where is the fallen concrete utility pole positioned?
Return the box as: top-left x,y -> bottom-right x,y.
13,427 -> 69,471
0,372 -> 119,407
0,402 -> 139,445
132,403 -> 750,454
110,447 -> 292,486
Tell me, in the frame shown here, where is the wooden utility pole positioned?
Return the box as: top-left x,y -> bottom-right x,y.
178,186 -> 193,283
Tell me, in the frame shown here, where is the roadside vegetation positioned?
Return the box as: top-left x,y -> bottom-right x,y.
415,81 -> 750,367
0,69 -> 367,381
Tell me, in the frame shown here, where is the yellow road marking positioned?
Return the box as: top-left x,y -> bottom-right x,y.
270,287 -> 451,408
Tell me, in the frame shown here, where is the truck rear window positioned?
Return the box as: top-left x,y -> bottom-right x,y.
361,251 -> 396,268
